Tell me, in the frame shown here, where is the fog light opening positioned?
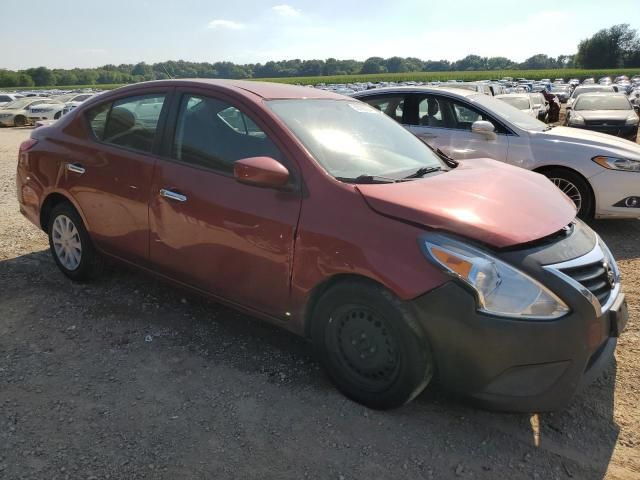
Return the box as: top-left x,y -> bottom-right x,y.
624,197 -> 639,208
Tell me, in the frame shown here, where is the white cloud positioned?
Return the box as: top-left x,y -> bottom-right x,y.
207,19 -> 245,30
272,4 -> 301,17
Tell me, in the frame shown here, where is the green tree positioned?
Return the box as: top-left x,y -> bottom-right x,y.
26,67 -> 55,86
361,57 -> 387,74
576,24 -> 640,68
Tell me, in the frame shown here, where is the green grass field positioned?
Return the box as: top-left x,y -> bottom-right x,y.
22,68 -> 640,90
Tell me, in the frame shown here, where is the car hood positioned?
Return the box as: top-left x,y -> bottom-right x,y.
356,158 -> 576,248
539,126 -> 640,158
577,110 -> 634,121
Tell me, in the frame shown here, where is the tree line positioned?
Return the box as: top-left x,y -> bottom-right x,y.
1,24 -> 638,88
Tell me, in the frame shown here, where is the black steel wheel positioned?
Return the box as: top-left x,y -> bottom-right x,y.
312,280 -> 434,409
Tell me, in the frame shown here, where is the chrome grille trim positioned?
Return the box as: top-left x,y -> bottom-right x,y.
543,239 -> 621,317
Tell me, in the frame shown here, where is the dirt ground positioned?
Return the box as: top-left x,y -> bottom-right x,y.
1,123 -> 639,480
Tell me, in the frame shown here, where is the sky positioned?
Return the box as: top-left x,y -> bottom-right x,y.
4,0 -> 640,70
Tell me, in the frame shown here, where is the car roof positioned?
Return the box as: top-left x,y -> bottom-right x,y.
576,92 -> 627,97
496,93 -> 529,98
109,79 -> 347,101
352,86 -> 478,98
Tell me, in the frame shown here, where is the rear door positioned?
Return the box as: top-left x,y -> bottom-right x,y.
148,89 -> 302,317
60,90 -> 171,265
405,94 -> 510,162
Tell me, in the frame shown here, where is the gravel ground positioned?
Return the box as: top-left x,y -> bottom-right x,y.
1,125 -> 639,480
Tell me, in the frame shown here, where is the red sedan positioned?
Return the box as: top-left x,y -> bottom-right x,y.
16,80 -> 627,411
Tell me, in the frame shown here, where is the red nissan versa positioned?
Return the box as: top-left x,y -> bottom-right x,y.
16,80 -> 628,411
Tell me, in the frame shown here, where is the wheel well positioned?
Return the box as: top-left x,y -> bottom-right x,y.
533,165 -> 596,211
40,193 -> 74,231
303,274 -> 385,339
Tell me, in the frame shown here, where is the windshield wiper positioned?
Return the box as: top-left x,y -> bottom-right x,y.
416,137 -> 459,168
335,174 -> 399,184
402,166 -> 443,179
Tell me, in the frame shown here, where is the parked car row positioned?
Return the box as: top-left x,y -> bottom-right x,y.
0,90 -> 102,127
17,79 -> 630,412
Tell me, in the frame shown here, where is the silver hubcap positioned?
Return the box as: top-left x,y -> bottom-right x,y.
52,215 -> 82,270
550,177 -> 582,211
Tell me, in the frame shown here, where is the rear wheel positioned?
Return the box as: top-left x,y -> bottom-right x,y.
47,202 -> 103,281
543,168 -> 593,220
14,115 -> 26,127
312,281 -> 434,409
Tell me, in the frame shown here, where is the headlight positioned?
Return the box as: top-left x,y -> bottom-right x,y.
625,113 -> 639,125
568,113 -> 584,125
421,235 -> 569,319
593,155 -> 640,172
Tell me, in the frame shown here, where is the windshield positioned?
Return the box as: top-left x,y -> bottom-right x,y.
575,95 -> 632,111
571,86 -> 613,99
471,94 -> 546,131
267,99 -> 443,180
497,96 -> 530,110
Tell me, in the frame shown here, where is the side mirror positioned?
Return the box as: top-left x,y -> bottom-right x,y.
234,156 -> 290,189
471,120 -> 496,139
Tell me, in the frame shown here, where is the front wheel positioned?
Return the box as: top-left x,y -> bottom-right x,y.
543,168 -> 593,220
47,202 -> 103,281
14,115 -> 26,127
311,281 -> 434,409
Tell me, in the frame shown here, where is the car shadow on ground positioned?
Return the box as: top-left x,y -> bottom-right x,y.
588,218 -> 640,261
0,249 -> 623,478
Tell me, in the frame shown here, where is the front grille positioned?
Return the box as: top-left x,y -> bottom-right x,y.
559,261 -> 613,306
584,119 -> 625,126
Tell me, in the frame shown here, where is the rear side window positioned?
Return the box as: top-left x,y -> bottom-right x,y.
0,95 -> 11,102
360,95 -> 405,123
172,94 -> 282,173
86,94 -> 166,154
87,103 -> 110,140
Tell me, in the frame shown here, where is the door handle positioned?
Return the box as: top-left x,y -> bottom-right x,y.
160,188 -> 187,202
66,163 -> 85,174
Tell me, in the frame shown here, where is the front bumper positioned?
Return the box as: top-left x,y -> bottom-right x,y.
411,224 -> 627,412
589,168 -> 640,219
570,123 -> 638,141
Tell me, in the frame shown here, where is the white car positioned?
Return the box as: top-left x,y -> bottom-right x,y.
528,92 -> 549,121
495,94 -> 537,118
27,92 -> 95,123
0,93 -> 24,107
353,87 -> 640,219
0,98 -> 57,127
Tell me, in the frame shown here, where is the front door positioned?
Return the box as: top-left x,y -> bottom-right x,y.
149,91 -> 301,317
405,94 -> 510,162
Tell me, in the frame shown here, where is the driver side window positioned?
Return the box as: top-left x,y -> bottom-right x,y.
439,98 -> 506,134
172,94 -> 282,173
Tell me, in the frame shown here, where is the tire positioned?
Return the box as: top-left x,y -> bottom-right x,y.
14,115 -> 26,127
47,202 -> 103,281
311,280 -> 434,410
542,168 -> 593,220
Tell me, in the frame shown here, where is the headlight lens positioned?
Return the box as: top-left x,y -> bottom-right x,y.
422,235 -> 569,319
569,113 -> 584,125
593,155 -> 640,172
625,113 -> 639,125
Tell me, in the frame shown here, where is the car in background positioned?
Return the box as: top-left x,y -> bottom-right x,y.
583,78 -> 596,85
0,93 -> 24,107
353,86 -> 640,219
565,93 -> 639,141
15,79 -> 628,412
529,92 -> 548,121
567,85 -> 615,109
599,77 -> 613,86
629,89 -> 640,107
0,98 -> 56,127
27,92 -> 96,123
569,79 -> 580,87
550,85 -> 571,103
495,94 -> 536,117
438,82 -> 492,96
